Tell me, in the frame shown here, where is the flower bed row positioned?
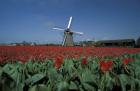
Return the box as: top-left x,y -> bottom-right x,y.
0,46 -> 140,63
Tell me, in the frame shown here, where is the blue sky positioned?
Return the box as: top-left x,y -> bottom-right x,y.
0,0 -> 140,43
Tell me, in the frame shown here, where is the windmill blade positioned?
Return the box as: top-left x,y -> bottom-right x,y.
52,27 -> 65,31
67,16 -> 72,29
72,31 -> 84,35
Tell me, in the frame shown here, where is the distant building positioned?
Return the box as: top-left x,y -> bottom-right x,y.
137,37 -> 140,47
96,39 -> 135,47
76,40 -> 95,46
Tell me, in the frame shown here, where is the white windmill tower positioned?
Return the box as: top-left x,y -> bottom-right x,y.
52,16 -> 84,46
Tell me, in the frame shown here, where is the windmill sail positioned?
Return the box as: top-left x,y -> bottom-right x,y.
72,31 -> 83,35
67,16 -> 72,29
52,27 -> 64,31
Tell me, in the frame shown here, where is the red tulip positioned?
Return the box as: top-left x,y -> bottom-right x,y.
0,57 -> 2,63
123,58 -> 133,65
19,56 -> 27,64
82,57 -> 87,65
99,61 -> 113,72
54,56 -> 63,69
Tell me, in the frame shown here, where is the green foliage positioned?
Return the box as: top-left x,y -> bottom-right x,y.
0,53 -> 140,91
29,84 -> 47,91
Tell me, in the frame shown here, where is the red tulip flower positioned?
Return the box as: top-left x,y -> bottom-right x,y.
0,57 -> 2,63
54,56 -> 63,69
99,61 -> 113,72
82,57 -> 87,65
19,56 -> 28,64
123,58 -> 133,65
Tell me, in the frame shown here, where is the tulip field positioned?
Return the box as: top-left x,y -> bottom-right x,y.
0,46 -> 140,63
0,46 -> 140,91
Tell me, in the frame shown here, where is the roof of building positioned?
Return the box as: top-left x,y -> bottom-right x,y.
97,39 -> 135,43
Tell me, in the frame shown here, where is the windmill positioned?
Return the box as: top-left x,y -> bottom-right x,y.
52,16 -> 84,46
